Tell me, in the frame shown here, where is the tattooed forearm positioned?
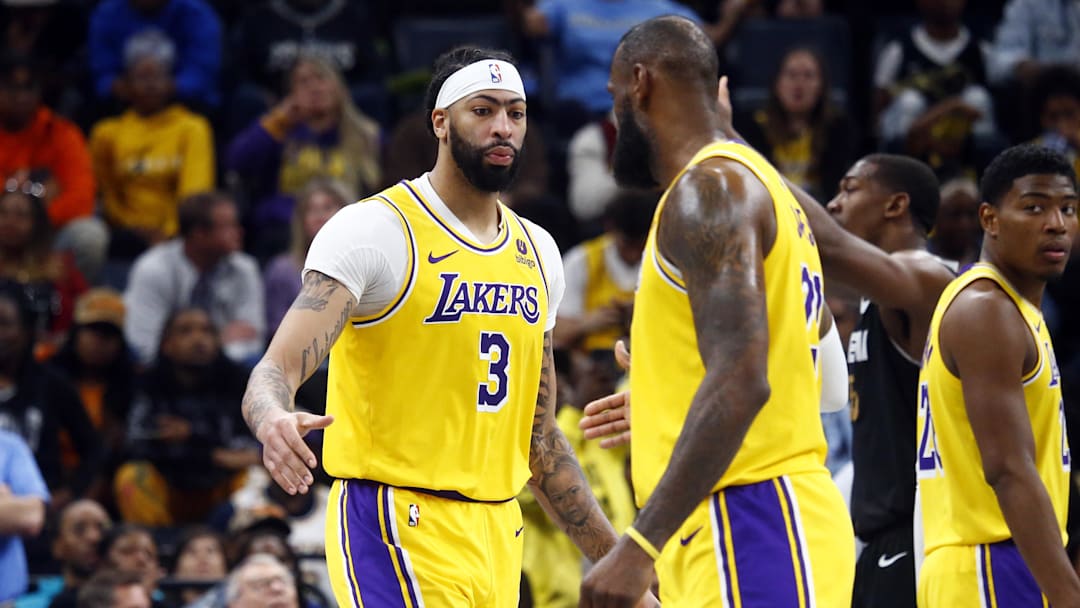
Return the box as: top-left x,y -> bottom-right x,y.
527,332 -> 618,562
242,359 -> 294,438
299,292 -> 353,379
292,271 -> 342,312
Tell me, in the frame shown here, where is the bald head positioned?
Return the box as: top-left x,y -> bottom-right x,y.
615,15 -> 718,98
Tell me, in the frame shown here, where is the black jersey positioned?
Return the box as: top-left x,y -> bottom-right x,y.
848,299 -> 922,540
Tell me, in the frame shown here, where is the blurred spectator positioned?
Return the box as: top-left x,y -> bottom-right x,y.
1029,65 -> 1080,174
0,1 -> 88,115
988,0 -> 1080,86
227,528 -> 312,607
263,177 -> 351,334
165,526 -> 227,606
565,112 -> 618,225
88,0 -> 223,110
0,53 -> 106,283
90,30 -> 214,262
96,524 -> 162,601
875,0 -> 1001,175
0,282 -> 103,511
228,0 -> 387,123
76,569 -> 151,608
929,175 -> 981,266
553,190 -> 655,352
49,289 -> 136,508
517,0 -> 703,132
0,428 -> 47,602
224,472 -> 330,601
736,46 -> 857,203
115,307 -> 258,527
123,192 -> 264,365
223,554 -> 298,608
226,53 -> 380,259
0,189 -> 87,352
44,499 -> 112,608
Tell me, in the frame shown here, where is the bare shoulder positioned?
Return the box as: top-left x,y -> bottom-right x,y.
939,278 -> 1031,373
658,157 -> 772,272
891,249 -> 958,287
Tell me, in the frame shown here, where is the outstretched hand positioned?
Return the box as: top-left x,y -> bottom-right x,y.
580,340 -> 633,448
258,411 -> 334,495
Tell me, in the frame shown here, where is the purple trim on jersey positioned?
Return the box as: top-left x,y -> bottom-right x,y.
401,180 -> 511,253
777,477 -> 813,606
987,541 -> 1046,607
338,482 -> 363,607
351,196 -> 418,327
718,480 -> 802,606
381,485 -> 421,608
509,212 -> 548,299
711,494 -> 739,607
343,480 -> 409,607
652,249 -> 687,293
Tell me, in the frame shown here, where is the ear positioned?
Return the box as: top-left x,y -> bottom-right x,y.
431,108 -> 448,140
978,201 -> 998,236
883,192 -> 910,220
629,63 -> 652,110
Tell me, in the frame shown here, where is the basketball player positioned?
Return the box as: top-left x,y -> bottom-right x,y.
579,16 -> 854,606
241,47 -> 652,607
917,144 -> 1080,606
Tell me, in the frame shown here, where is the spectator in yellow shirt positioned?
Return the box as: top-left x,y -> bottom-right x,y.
90,30 -> 214,260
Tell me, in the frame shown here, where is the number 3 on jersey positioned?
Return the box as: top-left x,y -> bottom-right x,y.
478,332 -> 510,412
917,382 -> 944,477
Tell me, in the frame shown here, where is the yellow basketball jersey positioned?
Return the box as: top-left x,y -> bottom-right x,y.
918,263 -> 1069,552
580,235 -> 635,352
322,180 -> 550,502
630,141 -> 829,506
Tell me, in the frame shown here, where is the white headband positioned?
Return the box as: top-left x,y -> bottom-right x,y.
434,60 -> 526,109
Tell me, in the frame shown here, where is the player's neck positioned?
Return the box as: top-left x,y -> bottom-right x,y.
879,225 -> 926,255
654,126 -> 727,188
980,247 -> 1046,307
428,161 -> 501,241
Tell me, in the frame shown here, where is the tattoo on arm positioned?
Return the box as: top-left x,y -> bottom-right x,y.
528,332 -> 618,562
296,272 -> 356,379
632,163 -> 771,551
242,360 -> 294,438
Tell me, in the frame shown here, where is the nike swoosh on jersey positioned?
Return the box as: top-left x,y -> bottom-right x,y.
428,250 -> 459,264
515,525 -> 525,537
877,551 -> 908,568
680,526 -> 703,546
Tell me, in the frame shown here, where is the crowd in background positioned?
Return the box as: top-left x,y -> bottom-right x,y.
0,0 -> 1079,606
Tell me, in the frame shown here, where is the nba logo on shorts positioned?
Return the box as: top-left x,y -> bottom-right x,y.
489,63 -> 502,83
408,504 -> 420,527
516,239 -> 527,255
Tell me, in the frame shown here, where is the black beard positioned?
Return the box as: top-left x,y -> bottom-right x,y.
612,99 -> 659,189
449,123 -> 522,193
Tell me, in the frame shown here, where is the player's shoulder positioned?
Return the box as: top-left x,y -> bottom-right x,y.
942,276 -> 1023,332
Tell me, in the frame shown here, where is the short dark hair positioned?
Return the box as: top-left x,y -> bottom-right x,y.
423,46 -> 517,136
603,189 -> 659,240
77,569 -> 146,608
980,144 -> 1078,207
863,154 -> 941,234
177,191 -> 233,238
616,15 -> 719,99
1030,65 -> 1080,116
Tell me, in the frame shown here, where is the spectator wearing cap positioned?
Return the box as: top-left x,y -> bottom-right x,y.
90,29 -> 214,264
49,288 -> 136,507
123,191 -> 264,365
88,0 -> 222,110
0,427 -> 48,602
0,53 -> 107,283
0,282 -> 103,514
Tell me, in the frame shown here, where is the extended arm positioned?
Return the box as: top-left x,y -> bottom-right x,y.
944,284 -> 1080,607
241,271 -> 355,495
526,332 -> 619,562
